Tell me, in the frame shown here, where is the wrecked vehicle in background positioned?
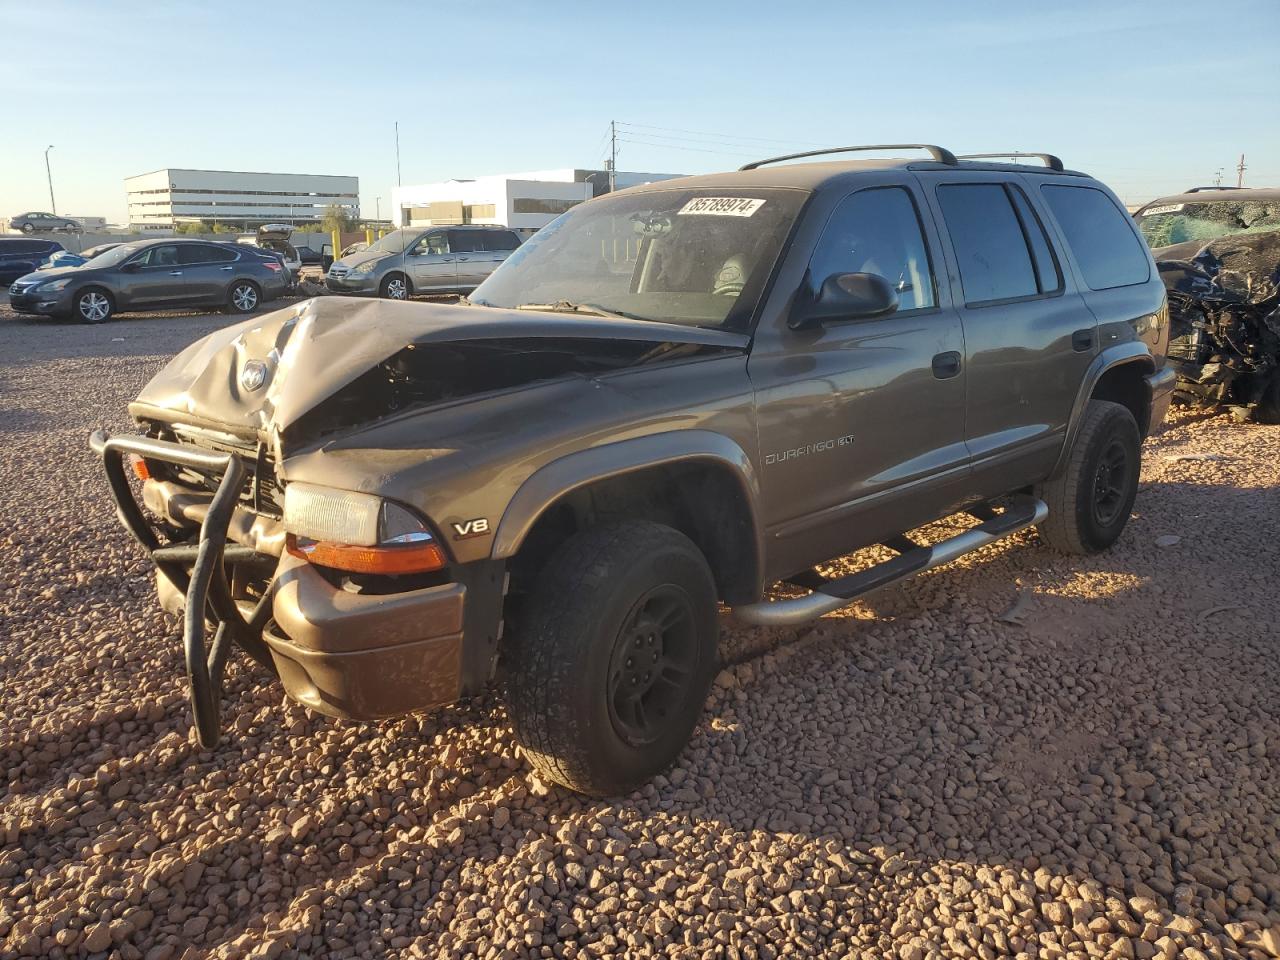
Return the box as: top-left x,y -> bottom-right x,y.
1135,188 -> 1280,421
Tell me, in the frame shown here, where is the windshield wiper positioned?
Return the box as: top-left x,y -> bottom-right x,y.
515,300 -> 643,321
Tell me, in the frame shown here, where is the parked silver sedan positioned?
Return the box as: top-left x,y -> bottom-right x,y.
325,225 -> 522,299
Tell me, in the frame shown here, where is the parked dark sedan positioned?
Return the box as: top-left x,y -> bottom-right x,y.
0,238 -> 63,285
7,238 -> 289,323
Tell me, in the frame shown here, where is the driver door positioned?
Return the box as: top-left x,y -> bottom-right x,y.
408,231 -> 458,291
121,244 -> 188,305
748,179 -> 971,579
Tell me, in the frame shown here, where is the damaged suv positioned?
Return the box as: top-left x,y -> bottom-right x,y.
1135,187 -> 1280,421
92,145 -> 1173,796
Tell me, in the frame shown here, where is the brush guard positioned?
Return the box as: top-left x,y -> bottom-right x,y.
90,429 -> 278,748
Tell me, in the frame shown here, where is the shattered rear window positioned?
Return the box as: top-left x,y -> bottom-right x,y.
1138,200 -> 1280,248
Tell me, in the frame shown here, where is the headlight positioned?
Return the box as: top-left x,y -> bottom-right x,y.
283,483 -> 446,574
42,278 -> 73,293
351,260 -> 379,275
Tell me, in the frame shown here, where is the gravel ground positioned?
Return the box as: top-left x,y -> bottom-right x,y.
1,301 -> 1279,960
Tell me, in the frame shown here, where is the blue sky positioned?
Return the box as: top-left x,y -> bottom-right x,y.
2,0 -> 1277,223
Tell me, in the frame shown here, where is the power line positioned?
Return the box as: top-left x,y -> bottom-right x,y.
615,136 -> 761,159
616,120 -> 825,148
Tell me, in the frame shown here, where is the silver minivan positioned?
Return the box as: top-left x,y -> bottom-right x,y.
325,224 -> 523,299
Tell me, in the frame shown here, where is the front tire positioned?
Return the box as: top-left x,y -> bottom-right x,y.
379,273 -> 410,300
1036,399 -> 1141,554
74,288 -> 114,324
21,222 -> 33,233
227,280 -> 261,314
507,520 -> 719,796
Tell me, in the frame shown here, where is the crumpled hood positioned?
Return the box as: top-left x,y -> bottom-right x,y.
130,296 -> 747,442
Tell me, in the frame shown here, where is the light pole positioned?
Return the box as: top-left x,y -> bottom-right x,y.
44,145 -> 57,214
376,196 -> 382,221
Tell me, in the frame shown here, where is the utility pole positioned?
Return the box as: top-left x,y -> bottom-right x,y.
376,196 -> 382,221
44,145 -> 56,215
1236,153 -> 1247,188
395,122 -> 402,187
608,120 -> 617,193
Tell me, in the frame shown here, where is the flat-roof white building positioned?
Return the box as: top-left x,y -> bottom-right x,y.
125,168 -> 359,231
390,168 -> 684,230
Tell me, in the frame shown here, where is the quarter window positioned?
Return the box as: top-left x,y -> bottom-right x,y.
808,186 -> 936,311
1041,185 -> 1151,290
936,184 -> 1039,305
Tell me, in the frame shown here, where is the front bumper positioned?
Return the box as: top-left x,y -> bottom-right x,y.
91,429 -> 486,745
8,284 -> 71,315
325,273 -> 374,293
1146,365 -> 1177,433
266,554 -> 465,719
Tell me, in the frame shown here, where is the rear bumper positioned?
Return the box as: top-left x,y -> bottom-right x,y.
1146,365 -> 1177,433
264,553 -> 466,720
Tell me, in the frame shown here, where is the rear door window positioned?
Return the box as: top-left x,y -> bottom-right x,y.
1008,185 -> 1062,294
483,230 -> 522,251
1041,185 -> 1151,290
448,230 -> 483,253
936,184 -> 1038,305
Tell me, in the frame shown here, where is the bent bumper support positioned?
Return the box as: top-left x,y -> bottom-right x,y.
732,495 -> 1049,627
90,429 -> 276,748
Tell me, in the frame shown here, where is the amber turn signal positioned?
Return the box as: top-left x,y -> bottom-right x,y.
286,534 -> 447,575
131,456 -> 151,480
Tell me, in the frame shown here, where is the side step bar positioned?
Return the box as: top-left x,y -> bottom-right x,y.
732,495 -> 1048,627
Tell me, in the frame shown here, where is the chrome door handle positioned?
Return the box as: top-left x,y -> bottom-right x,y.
220,266 -> 233,271
168,271 -> 183,276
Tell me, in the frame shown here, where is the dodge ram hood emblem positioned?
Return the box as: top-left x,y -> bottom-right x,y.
240,360 -> 268,392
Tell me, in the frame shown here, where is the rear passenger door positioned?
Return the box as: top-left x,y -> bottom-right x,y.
447,230 -> 487,288
923,175 -> 1095,490
478,229 -> 522,282
177,243 -> 239,302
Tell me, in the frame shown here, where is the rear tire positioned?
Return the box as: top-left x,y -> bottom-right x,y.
226,280 -> 261,314
379,273 -> 410,300
506,520 -> 719,797
74,287 -> 114,324
1036,399 -> 1141,554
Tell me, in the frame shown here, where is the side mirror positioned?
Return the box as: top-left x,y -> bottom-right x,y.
790,272 -> 899,330
120,261 -> 141,273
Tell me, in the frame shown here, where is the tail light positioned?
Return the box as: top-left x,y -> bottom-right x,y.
262,261 -> 282,273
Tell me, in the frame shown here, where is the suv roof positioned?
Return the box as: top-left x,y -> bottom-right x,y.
623,143 -> 1091,194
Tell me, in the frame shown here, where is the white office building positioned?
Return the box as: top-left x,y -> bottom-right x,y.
390,168 -> 684,231
125,168 -> 359,231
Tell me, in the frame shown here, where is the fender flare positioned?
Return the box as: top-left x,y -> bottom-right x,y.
1053,344 -> 1156,476
491,429 -> 764,586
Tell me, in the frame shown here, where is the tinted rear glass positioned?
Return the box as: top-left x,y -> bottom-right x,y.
1042,185 -> 1151,290
448,230 -> 483,253
484,230 -> 522,251
936,184 -> 1038,304
0,240 -> 52,255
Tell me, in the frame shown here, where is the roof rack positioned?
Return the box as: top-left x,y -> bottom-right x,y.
956,152 -> 1064,172
739,144 -> 958,171
1185,185 -> 1243,192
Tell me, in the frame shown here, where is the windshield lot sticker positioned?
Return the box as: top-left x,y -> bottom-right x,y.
678,197 -> 766,217
1141,203 -> 1184,217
